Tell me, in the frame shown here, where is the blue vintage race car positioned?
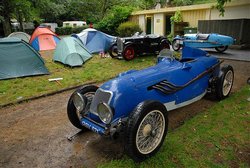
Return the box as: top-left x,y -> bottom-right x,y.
172,33 -> 235,53
67,47 -> 234,162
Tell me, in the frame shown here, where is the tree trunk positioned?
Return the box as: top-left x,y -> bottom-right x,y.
1,0 -> 12,36
18,11 -> 24,32
3,18 -> 11,36
101,0 -> 108,19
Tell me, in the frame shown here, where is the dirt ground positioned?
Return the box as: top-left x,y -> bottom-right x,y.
0,60 -> 249,168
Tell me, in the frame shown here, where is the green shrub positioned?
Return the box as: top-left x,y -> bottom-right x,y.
55,25 -> 89,35
96,6 -> 134,35
117,21 -> 142,37
172,0 -> 194,6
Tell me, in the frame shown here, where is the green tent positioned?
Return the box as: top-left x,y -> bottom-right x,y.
53,37 -> 92,67
0,37 -> 49,80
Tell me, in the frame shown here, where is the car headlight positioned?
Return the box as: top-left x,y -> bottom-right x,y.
97,102 -> 113,124
72,92 -> 86,112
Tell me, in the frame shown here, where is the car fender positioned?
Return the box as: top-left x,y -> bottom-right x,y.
124,41 -> 138,53
173,35 -> 183,40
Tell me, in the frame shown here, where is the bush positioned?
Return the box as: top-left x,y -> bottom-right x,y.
172,0 -> 194,6
117,22 -> 142,37
55,25 -> 89,35
96,6 -> 134,35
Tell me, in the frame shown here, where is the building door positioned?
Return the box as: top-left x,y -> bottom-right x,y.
146,17 -> 152,34
165,15 -> 171,35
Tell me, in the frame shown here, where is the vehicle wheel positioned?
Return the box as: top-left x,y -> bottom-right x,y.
215,65 -> 234,100
215,46 -> 228,53
123,45 -> 135,61
247,77 -> 250,85
160,40 -> 170,51
172,39 -> 181,51
108,44 -> 118,58
67,85 -> 98,129
125,101 -> 168,162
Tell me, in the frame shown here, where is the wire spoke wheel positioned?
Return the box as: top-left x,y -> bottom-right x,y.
123,46 -> 135,60
215,46 -> 228,53
136,110 -> 165,154
172,39 -> 181,51
222,70 -> 233,96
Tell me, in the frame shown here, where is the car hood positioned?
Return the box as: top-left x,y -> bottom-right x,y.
101,60 -> 182,92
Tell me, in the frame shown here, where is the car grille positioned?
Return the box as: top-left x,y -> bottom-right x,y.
90,88 -> 112,115
117,37 -> 123,52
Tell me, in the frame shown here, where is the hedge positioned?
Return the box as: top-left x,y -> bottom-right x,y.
117,21 -> 142,37
55,26 -> 89,35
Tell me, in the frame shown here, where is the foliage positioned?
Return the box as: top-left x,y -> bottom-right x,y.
170,10 -> 183,24
215,0 -> 231,16
167,33 -> 174,41
172,0 -> 194,6
55,26 -> 89,35
96,6 -> 134,35
0,51 -> 155,106
98,85 -> 250,167
117,21 -> 142,37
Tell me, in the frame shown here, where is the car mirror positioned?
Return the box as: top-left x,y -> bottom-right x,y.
182,63 -> 192,70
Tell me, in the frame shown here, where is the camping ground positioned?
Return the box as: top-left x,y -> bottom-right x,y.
0,49 -> 249,168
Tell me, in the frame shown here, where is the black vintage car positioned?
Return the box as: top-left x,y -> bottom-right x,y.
109,32 -> 171,61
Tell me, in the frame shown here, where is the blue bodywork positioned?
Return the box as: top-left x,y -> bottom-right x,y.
174,33 -> 234,48
81,47 -> 221,135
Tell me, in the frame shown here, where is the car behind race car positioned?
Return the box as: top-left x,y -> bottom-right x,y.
67,47 -> 234,162
109,32 -> 171,61
172,33 -> 235,53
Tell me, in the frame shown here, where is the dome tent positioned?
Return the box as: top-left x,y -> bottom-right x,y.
0,37 -> 49,80
29,26 -> 60,51
8,32 -> 31,43
72,28 -> 116,54
53,37 -> 92,67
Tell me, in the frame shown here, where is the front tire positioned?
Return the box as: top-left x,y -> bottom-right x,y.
123,45 -> 135,61
67,85 -> 98,129
108,44 -> 118,58
215,65 -> 234,100
172,39 -> 181,51
215,46 -> 228,53
125,101 -> 168,162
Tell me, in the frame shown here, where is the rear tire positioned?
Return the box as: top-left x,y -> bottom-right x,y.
160,40 -> 170,51
215,65 -> 234,100
123,45 -> 135,61
67,85 -> 98,129
125,101 -> 168,162
215,46 -> 228,53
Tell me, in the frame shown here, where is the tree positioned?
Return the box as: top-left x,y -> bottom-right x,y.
96,5 -> 134,35
0,0 -> 13,36
215,0 -> 231,16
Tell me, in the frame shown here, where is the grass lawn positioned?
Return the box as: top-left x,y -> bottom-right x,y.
98,85 -> 250,168
0,52 -> 155,106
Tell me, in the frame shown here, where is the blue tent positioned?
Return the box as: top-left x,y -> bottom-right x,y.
72,28 -> 116,54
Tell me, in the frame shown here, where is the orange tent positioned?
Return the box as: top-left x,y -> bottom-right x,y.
29,26 -> 60,51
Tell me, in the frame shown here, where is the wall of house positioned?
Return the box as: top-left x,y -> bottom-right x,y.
138,15 -> 146,32
210,5 -> 250,20
153,13 -> 165,35
182,9 -> 208,27
130,0 -> 250,36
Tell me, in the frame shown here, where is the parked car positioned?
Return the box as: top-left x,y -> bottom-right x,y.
67,47 -> 234,162
172,33 -> 235,53
109,32 -> 171,61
